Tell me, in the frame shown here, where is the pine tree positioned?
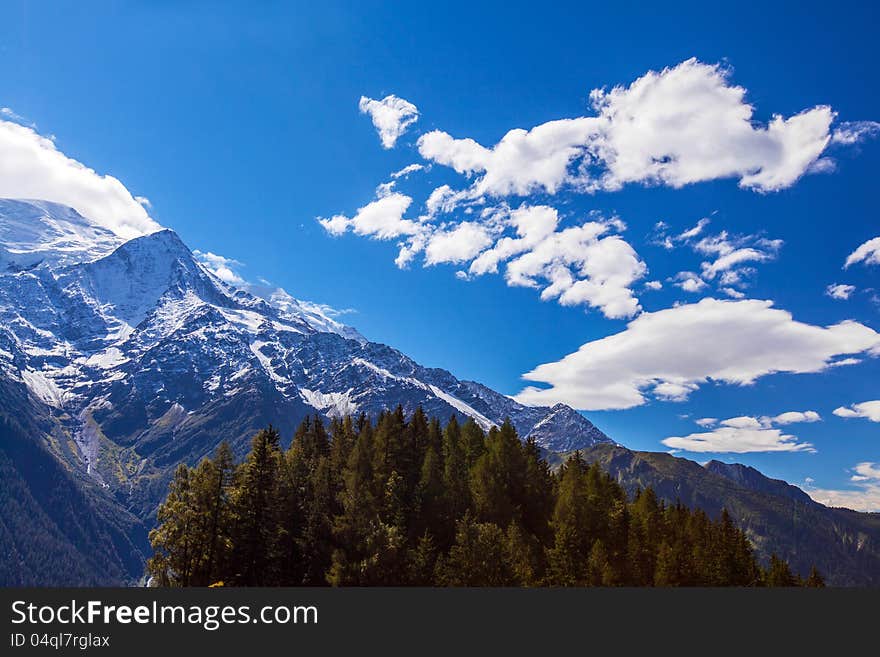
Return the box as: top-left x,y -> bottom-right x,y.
149,411 -> 802,589
460,417 -> 486,468
521,436 -> 554,543
437,513 -> 514,586
470,419 -> 526,528
805,565 -> 826,588
765,553 -> 800,587
406,532 -> 438,585
441,415 -> 469,522
329,424 -> 377,584
547,454 -> 590,586
190,442 -> 235,585
505,523 -> 542,585
148,464 -> 196,586
229,426 -> 282,586
587,539 -> 615,586
414,445 -> 445,541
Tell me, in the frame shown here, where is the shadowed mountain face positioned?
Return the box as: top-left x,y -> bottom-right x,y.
0,199 -> 611,583
565,444 -> 880,586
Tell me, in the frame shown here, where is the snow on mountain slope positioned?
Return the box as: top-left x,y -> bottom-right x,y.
0,198 -> 611,517
0,198 -> 129,268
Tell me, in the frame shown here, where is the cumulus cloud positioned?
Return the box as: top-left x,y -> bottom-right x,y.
515,298 -> 880,410
833,400 -> 880,422
826,283 -> 856,300
418,59 -> 844,199
319,198 -> 647,318
418,118 -> 601,197
808,462 -> 880,512
845,236 -> 880,268
359,95 -> 419,148
0,118 -> 161,239
323,60 -> 876,318
587,59 -> 834,192
424,222 -> 494,265
318,192 -> 420,239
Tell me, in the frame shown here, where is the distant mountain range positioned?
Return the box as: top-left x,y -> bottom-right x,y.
549,445 -> 880,586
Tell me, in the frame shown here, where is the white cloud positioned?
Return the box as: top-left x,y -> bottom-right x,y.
663,424 -> 814,453
831,121 -> 880,145
0,119 -> 161,239
424,222 -> 494,265
845,236 -> 880,268
318,192 -> 420,240
493,210 -> 647,319
588,59 -> 834,192
808,462 -> 880,512
672,271 -> 707,293
768,410 -> 821,425
390,163 -> 424,179
693,231 -> 782,281
653,221 -> 781,296
644,280 -> 663,291
833,400 -> 880,423
319,199 -> 647,319
359,95 -> 419,149
424,184 -> 470,218
194,250 -> 246,285
664,409 -> 820,453
324,60 -> 876,320
417,59 -> 843,198
515,298 -> 880,410
678,217 -> 710,240
701,247 -> 773,280
418,118 -> 601,197
826,283 -> 856,300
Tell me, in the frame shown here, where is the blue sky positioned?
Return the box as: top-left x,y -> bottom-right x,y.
1,1 -> 879,508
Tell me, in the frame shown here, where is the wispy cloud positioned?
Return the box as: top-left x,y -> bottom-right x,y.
825,283 -> 855,300
663,412 -> 818,453
808,462 -> 880,512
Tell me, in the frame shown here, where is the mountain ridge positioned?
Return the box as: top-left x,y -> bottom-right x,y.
564,443 -> 880,586
0,198 -> 611,525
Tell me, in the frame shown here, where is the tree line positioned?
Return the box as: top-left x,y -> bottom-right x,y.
148,408 -> 823,587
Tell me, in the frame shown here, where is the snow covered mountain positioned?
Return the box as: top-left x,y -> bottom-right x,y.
0,198 -> 610,520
